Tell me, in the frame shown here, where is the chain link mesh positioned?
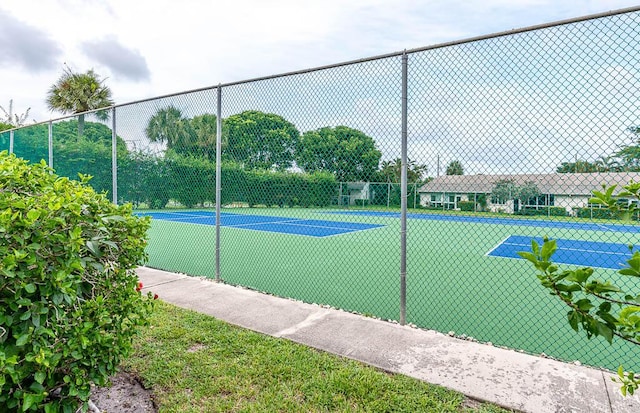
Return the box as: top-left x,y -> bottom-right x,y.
407,11 -> 640,369
5,9 -> 640,371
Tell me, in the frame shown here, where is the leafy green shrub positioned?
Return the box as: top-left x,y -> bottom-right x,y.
548,206 -> 568,216
0,152 -> 154,412
167,151 -> 215,208
518,206 -> 567,217
574,206 -> 617,219
458,201 -> 475,211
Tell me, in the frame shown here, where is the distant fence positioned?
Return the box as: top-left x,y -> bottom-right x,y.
3,7 -> 640,372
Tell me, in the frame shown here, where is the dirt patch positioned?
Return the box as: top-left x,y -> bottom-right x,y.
91,371 -> 157,413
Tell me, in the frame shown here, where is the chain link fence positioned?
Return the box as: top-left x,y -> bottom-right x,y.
2,8 -> 640,371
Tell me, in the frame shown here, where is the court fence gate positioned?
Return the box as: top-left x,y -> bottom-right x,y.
3,6 -> 640,372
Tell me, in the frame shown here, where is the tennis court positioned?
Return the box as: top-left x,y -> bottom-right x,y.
487,235 -> 633,270
143,207 -> 640,371
136,210 -> 383,237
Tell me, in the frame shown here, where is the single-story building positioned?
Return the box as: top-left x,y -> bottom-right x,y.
418,172 -> 640,214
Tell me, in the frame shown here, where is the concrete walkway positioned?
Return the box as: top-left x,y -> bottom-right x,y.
137,266 -> 640,413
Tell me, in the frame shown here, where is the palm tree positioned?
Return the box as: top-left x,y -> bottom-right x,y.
0,99 -> 31,127
595,155 -> 621,172
145,106 -> 197,155
379,158 -> 428,183
46,67 -> 114,137
446,160 -> 464,175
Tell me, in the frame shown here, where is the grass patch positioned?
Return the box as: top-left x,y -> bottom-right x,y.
123,301 -> 512,412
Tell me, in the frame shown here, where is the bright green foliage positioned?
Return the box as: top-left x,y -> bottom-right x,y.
146,151 -> 338,209
519,181 -> 640,396
297,126 -> 381,182
225,110 -> 300,171
0,152 -> 153,411
10,120 -> 127,196
145,106 -> 218,160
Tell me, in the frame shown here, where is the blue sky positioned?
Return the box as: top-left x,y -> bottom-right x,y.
1,1 -> 639,175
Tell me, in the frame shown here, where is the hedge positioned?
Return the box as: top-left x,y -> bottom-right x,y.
517,206 -> 567,217
116,152 -> 338,208
458,201 -> 475,211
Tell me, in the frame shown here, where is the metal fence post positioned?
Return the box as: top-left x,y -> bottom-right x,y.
400,51 -> 408,326
48,121 -> 53,169
9,130 -> 14,154
112,108 -> 118,204
215,85 -> 222,282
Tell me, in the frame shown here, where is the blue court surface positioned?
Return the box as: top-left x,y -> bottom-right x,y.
135,211 -> 383,238
487,235 -> 632,270
333,210 -> 640,233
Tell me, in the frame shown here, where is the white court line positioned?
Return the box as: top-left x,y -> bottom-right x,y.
158,215 -> 215,221
225,218 -> 303,228
484,236 -> 514,257
500,241 -> 628,257
152,213 -> 384,237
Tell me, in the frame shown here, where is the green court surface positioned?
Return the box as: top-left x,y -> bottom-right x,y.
144,207 -> 640,371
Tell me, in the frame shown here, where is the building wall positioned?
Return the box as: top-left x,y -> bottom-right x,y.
420,191 -> 590,215
555,195 -> 589,215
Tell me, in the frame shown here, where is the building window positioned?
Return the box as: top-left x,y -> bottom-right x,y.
523,194 -> 555,209
491,195 -> 507,205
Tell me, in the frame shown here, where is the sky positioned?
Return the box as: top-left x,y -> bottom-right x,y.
1,0 -> 638,122
1,0 -> 640,174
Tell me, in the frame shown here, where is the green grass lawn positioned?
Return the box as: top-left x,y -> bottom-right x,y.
123,301 -> 512,412
143,207 -> 640,371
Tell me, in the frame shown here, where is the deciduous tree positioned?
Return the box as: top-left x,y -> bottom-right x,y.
225,110 -> 299,171
297,125 -> 381,181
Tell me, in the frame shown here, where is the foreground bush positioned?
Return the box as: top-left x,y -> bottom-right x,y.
0,152 -> 153,412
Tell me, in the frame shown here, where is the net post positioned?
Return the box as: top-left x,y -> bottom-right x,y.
48,121 -> 53,169
112,107 -> 118,204
215,85 -> 222,282
9,130 -> 14,154
400,50 -> 408,326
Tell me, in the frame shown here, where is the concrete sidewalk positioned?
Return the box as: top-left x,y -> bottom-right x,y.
137,266 -> 640,413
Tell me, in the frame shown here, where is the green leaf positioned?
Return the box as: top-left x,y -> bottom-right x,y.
618,268 -> 640,277
22,393 -> 39,411
24,283 -> 36,294
517,251 -> 537,264
15,333 -> 30,346
26,209 -> 40,221
540,239 -> 557,261
568,310 -> 580,332
531,240 -> 540,256
34,371 -> 46,384
556,283 -> 581,293
85,240 -> 101,257
566,269 -> 592,284
575,299 -> 594,312
597,322 -> 614,344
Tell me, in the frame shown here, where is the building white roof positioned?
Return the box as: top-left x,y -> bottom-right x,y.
418,173 -> 640,196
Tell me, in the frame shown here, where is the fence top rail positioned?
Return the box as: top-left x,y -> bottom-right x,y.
2,5 -> 639,135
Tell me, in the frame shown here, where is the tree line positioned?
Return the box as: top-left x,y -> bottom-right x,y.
557,127 -> 640,173
144,106 -> 433,184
